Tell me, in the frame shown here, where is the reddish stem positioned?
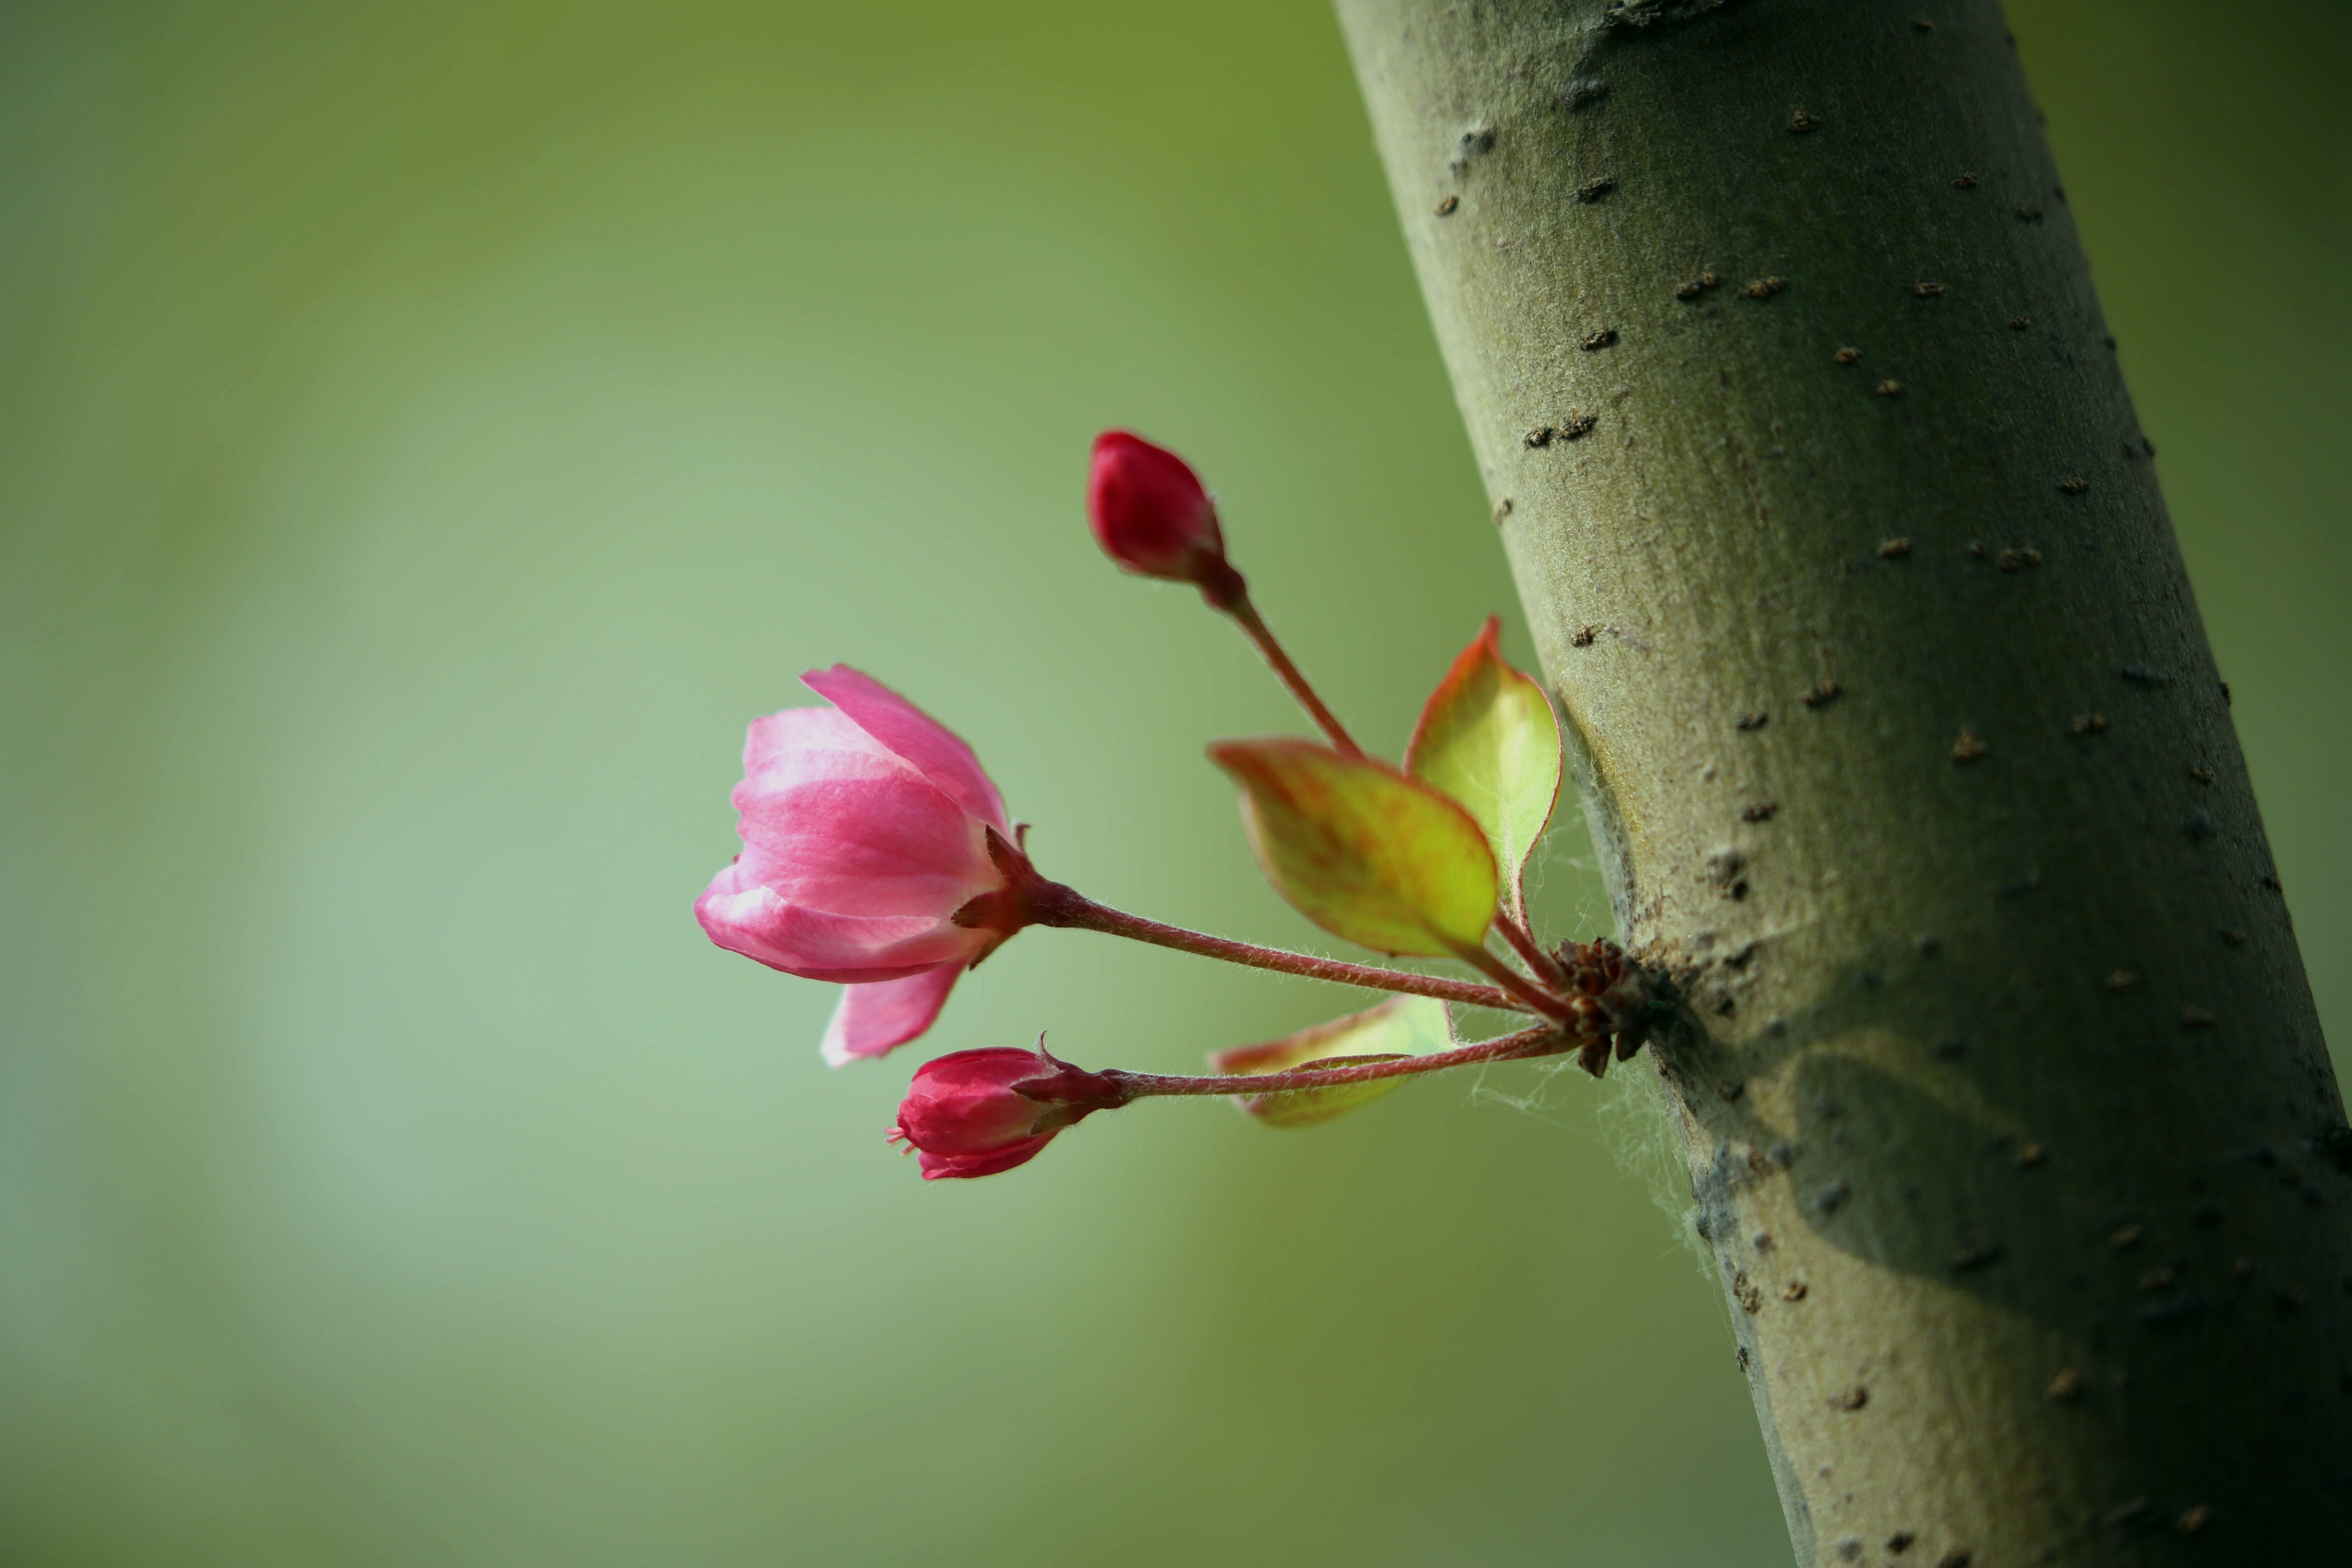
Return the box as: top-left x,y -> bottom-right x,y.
1221,591 -> 1363,758
1107,1022 -> 1564,1098
1497,912 -> 1571,988
1031,885 -> 1533,1013
1452,941 -> 1575,1021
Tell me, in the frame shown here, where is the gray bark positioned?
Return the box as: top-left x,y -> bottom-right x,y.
1335,1 -> 2350,1560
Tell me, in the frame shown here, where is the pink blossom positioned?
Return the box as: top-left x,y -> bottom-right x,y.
889,1046 -> 1129,1180
1086,430 -> 1240,601
696,666 -> 1013,1064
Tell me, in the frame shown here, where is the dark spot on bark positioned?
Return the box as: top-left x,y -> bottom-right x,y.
1736,710 -> 1768,730
1728,879 -> 1748,901
1815,1180 -> 1851,1215
1937,1553 -> 1972,1568
1801,679 -> 1841,708
1742,801 -> 1779,822
2182,809 -> 2213,840
1493,497 -> 1512,526
1916,934 -> 1941,956
1913,16 -> 1935,30
1602,0 -> 1745,29
1735,1343 -> 1749,1370
1829,1384 -> 1869,1410
1952,1241 -> 2001,1272
1934,1036 -> 1966,1059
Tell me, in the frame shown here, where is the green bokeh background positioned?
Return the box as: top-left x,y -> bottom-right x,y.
2,2 -> 2343,1563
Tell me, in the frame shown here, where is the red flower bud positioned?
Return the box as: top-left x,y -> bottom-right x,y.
889,1046 -> 1130,1180
1086,430 -> 1243,604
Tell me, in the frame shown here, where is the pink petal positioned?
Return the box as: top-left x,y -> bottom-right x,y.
802,666 -> 1009,834
820,964 -> 963,1067
734,771 -> 993,918
743,706 -> 893,777
694,866 -> 984,982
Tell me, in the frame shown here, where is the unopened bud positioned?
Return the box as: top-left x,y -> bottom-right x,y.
1086,430 -> 1243,606
889,1045 -> 1129,1179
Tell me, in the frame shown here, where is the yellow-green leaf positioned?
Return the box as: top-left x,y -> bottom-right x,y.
1212,995 -> 1450,1128
1209,738 -> 1499,957
1404,617 -> 1562,917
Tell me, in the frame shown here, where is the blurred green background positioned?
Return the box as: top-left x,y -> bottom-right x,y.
2,2 -> 2343,1563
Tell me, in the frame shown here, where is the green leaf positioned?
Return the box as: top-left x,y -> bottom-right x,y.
1209,738 -> 1499,957
1212,995 -> 1450,1128
1404,617 -> 1562,918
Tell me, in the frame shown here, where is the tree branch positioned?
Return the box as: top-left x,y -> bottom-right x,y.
1337,0 -> 2350,1557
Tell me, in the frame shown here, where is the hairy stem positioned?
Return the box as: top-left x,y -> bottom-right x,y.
1036,886 -> 1530,1013
1496,910 -> 1571,987
1339,1 -> 2349,1559
1223,590 -> 1365,756
1452,938 -> 1575,1020
1109,1022 -> 1561,1097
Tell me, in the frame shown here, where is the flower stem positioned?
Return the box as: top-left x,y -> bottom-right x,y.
1496,912 -> 1570,988
1107,1022 -> 1564,1098
1220,590 -> 1363,758
1451,940 -> 1575,1021
1031,885 -> 1534,1013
